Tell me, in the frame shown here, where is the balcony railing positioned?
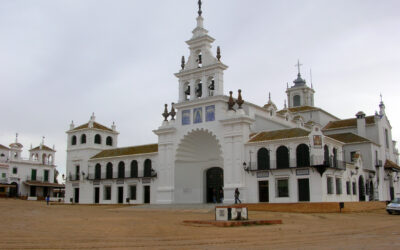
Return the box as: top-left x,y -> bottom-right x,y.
244,156 -> 346,172
86,169 -> 157,181
68,174 -> 80,181
26,176 -> 50,182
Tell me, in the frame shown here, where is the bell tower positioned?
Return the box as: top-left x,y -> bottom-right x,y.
175,0 -> 228,103
286,60 -> 315,108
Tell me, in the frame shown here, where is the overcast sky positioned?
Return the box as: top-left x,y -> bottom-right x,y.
1,0 -> 399,179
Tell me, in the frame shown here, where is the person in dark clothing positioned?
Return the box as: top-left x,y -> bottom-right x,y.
234,188 -> 241,204
219,187 -> 224,203
46,195 -> 50,206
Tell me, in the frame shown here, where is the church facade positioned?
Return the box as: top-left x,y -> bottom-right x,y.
64,3 -> 400,205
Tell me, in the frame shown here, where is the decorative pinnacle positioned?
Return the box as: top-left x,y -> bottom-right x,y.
162,104 -> 169,121
236,89 -> 244,109
15,133 -> 18,143
181,56 -> 185,70
169,103 -> 176,120
198,0 -> 202,16
228,91 -> 235,111
216,46 -> 221,61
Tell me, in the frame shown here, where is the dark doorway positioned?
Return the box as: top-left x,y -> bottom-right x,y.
9,182 -> 18,197
206,167 -> 223,203
390,187 -> 395,201
30,186 -> 36,197
258,181 -> 269,202
74,188 -> 80,203
94,187 -> 100,204
369,181 -> 374,201
358,176 -> 365,201
43,187 -> 49,197
118,186 -> 124,204
144,186 -> 150,204
298,178 -> 310,202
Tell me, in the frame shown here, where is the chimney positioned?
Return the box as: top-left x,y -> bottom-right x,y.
356,111 -> 366,138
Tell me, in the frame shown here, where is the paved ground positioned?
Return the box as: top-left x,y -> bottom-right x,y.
1,199 -> 400,249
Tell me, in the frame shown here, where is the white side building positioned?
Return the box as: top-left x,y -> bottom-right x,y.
0,135 -> 63,199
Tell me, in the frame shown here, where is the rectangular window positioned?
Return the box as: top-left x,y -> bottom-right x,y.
44,170 -> 49,182
346,181 -> 351,195
12,167 -> 17,174
350,151 -> 356,162
327,177 -> 333,194
276,179 -> 289,198
385,129 -> 389,148
375,150 -> 379,166
336,178 -> 342,195
352,182 -> 357,195
31,169 -> 37,181
0,187 -> 5,192
76,165 -> 80,180
104,186 -> 111,200
130,185 -> 137,200
1,173 -> 5,178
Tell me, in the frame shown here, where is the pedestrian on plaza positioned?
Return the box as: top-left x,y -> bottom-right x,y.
234,188 -> 241,204
219,187 -> 224,203
46,195 -> 50,206
212,188 -> 217,203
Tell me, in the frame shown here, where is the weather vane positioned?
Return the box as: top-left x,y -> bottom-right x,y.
198,0 -> 202,16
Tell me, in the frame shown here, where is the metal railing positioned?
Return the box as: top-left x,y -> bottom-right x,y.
244,156 -> 346,172
86,169 -> 157,181
26,176 -> 50,182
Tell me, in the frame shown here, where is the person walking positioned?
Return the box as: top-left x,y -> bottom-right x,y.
219,187 -> 224,203
234,188 -> 241,204
46,195 -> 50,206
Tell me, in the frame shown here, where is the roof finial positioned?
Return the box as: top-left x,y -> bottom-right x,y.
41,136 -> 45,145
217,46 -> 221,61
198,0 -> 202,16
15,133 -> 18,143
181,56 -> 185,70
295,59 -> 303,76
380,93 -> 383,103
310,68 -> 313,89
268,92 -> 271,102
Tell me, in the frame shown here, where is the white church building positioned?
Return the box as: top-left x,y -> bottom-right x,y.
65,2 -> 400,205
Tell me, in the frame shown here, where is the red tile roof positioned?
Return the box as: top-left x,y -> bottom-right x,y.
325,133 -> 371,144
0,144 -> 9,150
30,145 -> 55,152
384,160 -> 400,171
91,144 -> 158,159
71,122 -> 113,132
248,128 -> 310,143
323,116 -> 375,130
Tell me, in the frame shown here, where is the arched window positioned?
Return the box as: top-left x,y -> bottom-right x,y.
144,159 -> 152,177
106,162 -> 113,179
42,154 -> 47,164
95,164 -> 101,179
296,144 -> 310,167
184,82 -> 190,100
293,95 -> 301,107
71,135 -> 77,145
106,136 -> 113,146
81,134 -> 86,144
257,148 -> 270,170
195,80 -> 202,98
276,146 -> 289,169
94,134 -> 101,144
0,153 -> 5,157
324,145 -> 329,165
118,161 -> 125,179
48,155 -> 53,165
333,148 -> 338,168
197,51 -> 202,67
130,160 -> 138,178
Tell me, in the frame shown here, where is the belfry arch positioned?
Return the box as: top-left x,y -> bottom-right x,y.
174,129 -> 223,203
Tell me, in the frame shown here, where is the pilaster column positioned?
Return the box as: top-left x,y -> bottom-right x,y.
190,79 -> 196,100
201,75 -> 208,98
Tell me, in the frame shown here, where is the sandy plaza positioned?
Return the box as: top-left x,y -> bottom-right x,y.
0,199 -> 399,249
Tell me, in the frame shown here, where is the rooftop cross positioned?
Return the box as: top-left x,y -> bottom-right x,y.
295,59 -> 303,75
198,0 -> 202,16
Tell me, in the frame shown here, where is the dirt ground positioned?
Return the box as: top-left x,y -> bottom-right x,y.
1,199 -> 400,249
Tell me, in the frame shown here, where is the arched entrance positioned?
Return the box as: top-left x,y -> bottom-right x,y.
358,175 -> 365,201
206,167 -> 223,203
175,129 -> 223,203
